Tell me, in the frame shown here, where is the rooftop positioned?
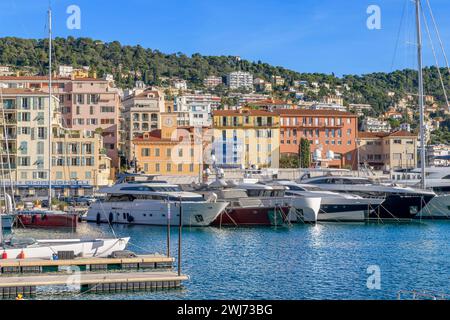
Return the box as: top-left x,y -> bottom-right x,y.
274,109 -> 357,117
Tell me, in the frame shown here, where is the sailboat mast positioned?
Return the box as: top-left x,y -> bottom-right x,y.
48,8 -> 53,207
415,0 -> 426,189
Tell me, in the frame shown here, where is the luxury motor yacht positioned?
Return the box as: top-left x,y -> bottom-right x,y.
85,177 -> 228,227
299,175 -> 435,220
274,180 -> 384,222
191,180 -> 321,225
391,167 -> 450,219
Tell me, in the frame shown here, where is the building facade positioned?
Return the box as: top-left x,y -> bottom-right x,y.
357,131 -> 418,171
132,113 -> 201,177
226,71 -> 254,90
276,109 -> 358,169
212,109 -> 280,169
122,88 -> 165,162
0,88 -> 111,197
0,76 -> 122,171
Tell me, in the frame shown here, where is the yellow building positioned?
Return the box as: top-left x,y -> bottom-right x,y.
132,113 -> 201,176
212,109 -> 280,169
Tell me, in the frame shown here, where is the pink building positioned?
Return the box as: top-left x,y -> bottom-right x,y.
0,76 -> 122,170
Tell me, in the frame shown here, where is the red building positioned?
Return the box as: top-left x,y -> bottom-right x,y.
275,109 -> 359,169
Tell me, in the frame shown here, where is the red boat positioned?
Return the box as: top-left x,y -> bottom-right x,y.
211,206 -> 290,227
15,210 -> 78,229
198,182 -> 292,227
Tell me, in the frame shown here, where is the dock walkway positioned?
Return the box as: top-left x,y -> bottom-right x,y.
0,254 -> 188,298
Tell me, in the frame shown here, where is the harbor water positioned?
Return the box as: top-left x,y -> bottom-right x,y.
7,220 -> 450,300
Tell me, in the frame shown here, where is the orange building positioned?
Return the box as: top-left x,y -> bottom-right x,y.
275,109 -> 359,169
132,113 -> 202,176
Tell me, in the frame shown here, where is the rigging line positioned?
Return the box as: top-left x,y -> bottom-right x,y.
391,0 -> 409,71
420,3 -> 450,110
425,0 -> 450,74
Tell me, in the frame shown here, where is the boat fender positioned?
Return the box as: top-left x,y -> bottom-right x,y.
18,250 -> 25,259
96,212 -> 101,224
108,212 -> 114,223
127,214 -> 134,223
1,251 -> 7,259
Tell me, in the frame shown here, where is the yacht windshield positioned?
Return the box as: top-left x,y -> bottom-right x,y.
119,186 -> 181,192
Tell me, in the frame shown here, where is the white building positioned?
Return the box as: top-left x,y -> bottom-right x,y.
309,103 -> 347,112
427,144 -> 450,166
58,65 -> 74,77
226,71 -> 253,90
349,103 -> 372,116
174,94 -> 220,127
172,79 -> 188,90
203,76 -> 222,88
399,123 -> 411,132
361,117 -> 392,132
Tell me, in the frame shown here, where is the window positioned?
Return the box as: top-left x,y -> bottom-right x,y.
178,148 -> 183,157
189,164 -> 194,172
18,157 -> 30,166
166,163 -> 171,172
155,163 -> 160,172
166,148 -> 171,157
155,148 -> 160,157
37,141 -> 44,154
85,171 -> 92,179
37,127 -> 46,139
101,106 -> 114,113
178,164 -> 183,172
20,112 -> 31,121
393,139 -> 402,144
141,148 -> 150,157
393,153 -> 402,160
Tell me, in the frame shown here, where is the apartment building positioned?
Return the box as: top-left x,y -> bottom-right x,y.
226,71 -> 254,90
361,117 -> 392,132
173,94 -> 221,127
0,76 -> 122,170
203,76 -> 223,88
132,113 -> 201,176
212,109 -> 280,169
276,109 -> 358,169
357,131 -> 418,171
122,88 -> 166,162
0,88 -> 111,197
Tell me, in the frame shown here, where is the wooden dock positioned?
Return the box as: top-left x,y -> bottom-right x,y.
0,254 -> 174,273
0,255 -> 188,298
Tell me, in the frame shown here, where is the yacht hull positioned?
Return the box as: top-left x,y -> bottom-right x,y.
211,206 -> 291,227
288,197 -> 321,223
16,213 -> 78,229
318,198 -> 383,222
369,194 -> 434,220
416,194 -> 450,219
1,237 -> 130,259
85,200 -> 228,226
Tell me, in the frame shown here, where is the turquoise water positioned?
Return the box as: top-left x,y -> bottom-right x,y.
8,221 -> 450,300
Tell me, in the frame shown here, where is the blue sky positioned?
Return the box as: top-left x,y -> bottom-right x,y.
0,0 -> 449,76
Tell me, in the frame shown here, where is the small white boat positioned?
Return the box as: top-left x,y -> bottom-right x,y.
1,237 -> 130,259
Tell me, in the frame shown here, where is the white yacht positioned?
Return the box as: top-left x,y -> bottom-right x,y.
191,179 -> 321,225
275,181 -> 383,222
300,175 -> 435,220
391,168 -> 450,219
85,178 -> 229,227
